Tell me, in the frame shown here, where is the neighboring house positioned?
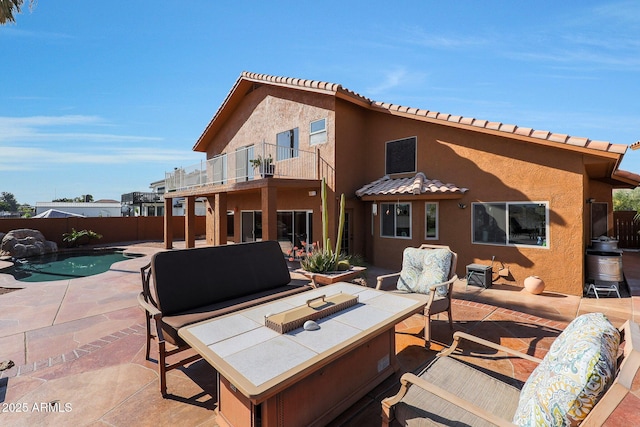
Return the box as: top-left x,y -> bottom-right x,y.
121,179 -> 206,216
121,180 -> 166,217
162,71 -> 640,295
35,202 -> 122,217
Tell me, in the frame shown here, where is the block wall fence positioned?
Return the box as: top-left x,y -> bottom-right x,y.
0,216 -> 206,247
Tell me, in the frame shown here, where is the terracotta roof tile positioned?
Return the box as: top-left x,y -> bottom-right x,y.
548,133 -> 569,143
228,72 -> 630,158
355,172 -> 468,198
609,144 -> 627,154
513,127 -> 533,137
531,130 -> 551,139
586,140 -> 611,151
499,124 -> 517,133
566,136 -> 589,147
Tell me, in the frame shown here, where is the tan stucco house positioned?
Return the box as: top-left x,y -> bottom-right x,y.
163,71 -> 640,295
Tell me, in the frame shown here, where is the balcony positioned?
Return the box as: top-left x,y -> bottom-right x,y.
121,192 -> 163,204
165,143 -> 324,192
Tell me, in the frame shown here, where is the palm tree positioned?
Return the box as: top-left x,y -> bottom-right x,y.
0,0 -> 36,25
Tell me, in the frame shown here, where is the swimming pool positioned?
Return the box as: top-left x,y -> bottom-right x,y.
0,249 -> 144,282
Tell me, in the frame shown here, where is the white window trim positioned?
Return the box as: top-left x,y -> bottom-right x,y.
471,201 -> 550,249
309,118 -> 327,146
425,202 -> 439,240
380,202 -> 413,239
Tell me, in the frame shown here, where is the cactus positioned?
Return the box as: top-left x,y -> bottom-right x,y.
301,178 -> 350,273
321,177 -> 329,250
334,193 -> 345,258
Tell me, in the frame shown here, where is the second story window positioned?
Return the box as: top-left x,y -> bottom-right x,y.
277,128 -> 299,160
386,136 -> 416,175
310,118 -> 327,146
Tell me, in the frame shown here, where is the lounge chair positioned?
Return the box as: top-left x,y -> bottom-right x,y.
381,312 -> 639,426
376,244 -> 458,345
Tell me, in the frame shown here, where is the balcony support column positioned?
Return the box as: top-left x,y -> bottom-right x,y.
185,196 -> 196,248
212,193 -> 228,246
261,184 -> 277,242
163,197 -> 173,249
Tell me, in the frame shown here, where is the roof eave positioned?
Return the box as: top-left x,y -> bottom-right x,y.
378,107 -> 628,159
359,193 -> 465,202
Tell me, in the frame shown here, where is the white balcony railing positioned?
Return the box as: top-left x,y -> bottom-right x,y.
165,143 -> 319,192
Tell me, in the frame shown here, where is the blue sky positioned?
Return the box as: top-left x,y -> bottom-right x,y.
2,1 -> 639,205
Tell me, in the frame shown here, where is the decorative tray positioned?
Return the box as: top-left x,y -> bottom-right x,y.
265,293 -> 358,333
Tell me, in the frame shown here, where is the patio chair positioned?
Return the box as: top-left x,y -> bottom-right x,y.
376,244 -> 458,345
381,313 -> 638,427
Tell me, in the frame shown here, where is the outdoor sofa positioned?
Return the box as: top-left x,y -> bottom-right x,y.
138,240 -> 313,396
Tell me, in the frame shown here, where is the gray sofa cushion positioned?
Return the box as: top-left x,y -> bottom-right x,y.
151,241 -> 293,316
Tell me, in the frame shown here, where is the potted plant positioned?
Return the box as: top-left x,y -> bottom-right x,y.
299,179 -> 366,285
249,154 -> 275,177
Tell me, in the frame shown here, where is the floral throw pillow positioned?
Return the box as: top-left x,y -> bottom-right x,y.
397,248 -> 452,294
513,312 -> 620,426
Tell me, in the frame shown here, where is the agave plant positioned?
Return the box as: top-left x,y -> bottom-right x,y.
300,247 -> 351,273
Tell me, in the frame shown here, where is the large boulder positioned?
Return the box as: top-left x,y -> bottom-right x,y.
0,229 -> 58,258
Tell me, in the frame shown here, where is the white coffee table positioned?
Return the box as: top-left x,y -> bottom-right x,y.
179,282 -> 424,427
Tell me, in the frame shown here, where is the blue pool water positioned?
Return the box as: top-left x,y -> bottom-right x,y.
1,249 -> 144,282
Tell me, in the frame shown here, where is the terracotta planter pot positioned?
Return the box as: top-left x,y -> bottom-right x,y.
524,276 -> 545,295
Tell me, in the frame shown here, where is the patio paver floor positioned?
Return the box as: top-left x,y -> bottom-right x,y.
1,241 -> 638,426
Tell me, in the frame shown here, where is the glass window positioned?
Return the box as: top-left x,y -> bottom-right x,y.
386,137 -> 416,175
472,202 -> 548,247
310,118 -> 327,146
425,202 -> 438,239
381,202 -> 412,238
276,128 -> 299,160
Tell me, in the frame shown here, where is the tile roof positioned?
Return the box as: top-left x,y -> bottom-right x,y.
237,72 -> 629,157
355,172 -> 468,198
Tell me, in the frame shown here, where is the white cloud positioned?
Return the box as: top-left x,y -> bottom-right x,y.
502,3 -> 640,72
0,115 -> 161,143
0,115 -> 202,171
402,26 -> 488,49
366,68 -> 427,97
0,146 -> 202,171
